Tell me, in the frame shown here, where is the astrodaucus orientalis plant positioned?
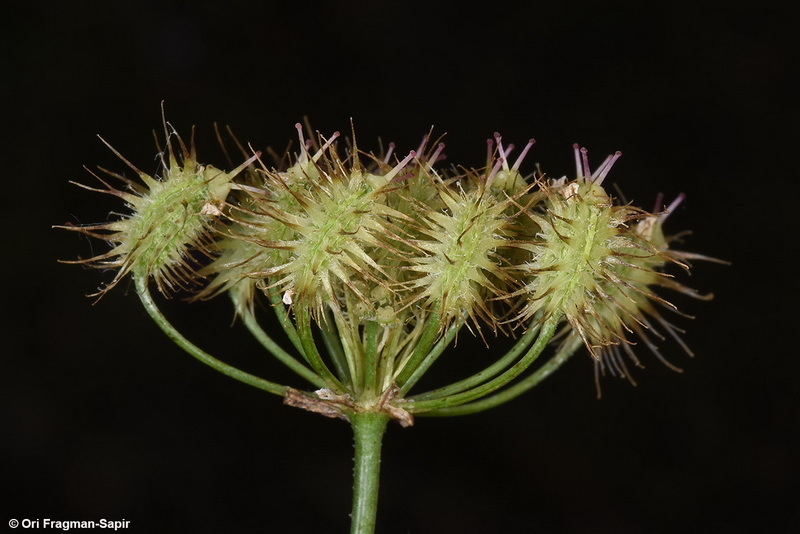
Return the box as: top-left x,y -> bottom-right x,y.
58,108 -> 723,533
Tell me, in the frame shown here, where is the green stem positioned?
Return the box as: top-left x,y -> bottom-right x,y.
349,411 -> 390,534
408,320 -> 541,402
423,335 -> 582,416
394,312 -> 441,391
397,319 -> 462,395
294,305 -> 346,394
362,321 -> 381,397
238,300 -> 327,389
266,286 -> 306,357
318,311 -> 352,386
405,315 -> 560,413
135,276 -> 286,396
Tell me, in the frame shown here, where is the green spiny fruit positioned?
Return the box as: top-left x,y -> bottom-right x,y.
221,127 -> 415,321
60,116 -> 254,296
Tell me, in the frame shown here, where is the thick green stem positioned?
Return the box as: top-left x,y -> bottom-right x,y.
350,412 -> 390,534
135,276 -> 286,396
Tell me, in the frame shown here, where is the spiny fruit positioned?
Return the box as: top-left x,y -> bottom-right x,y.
60,114 -> 718,397
60,117 -> 255,297
515,144 -> 715,388
213,126 -> 417,322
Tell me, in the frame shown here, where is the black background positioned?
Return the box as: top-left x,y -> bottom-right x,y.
3,1 -> 797,533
